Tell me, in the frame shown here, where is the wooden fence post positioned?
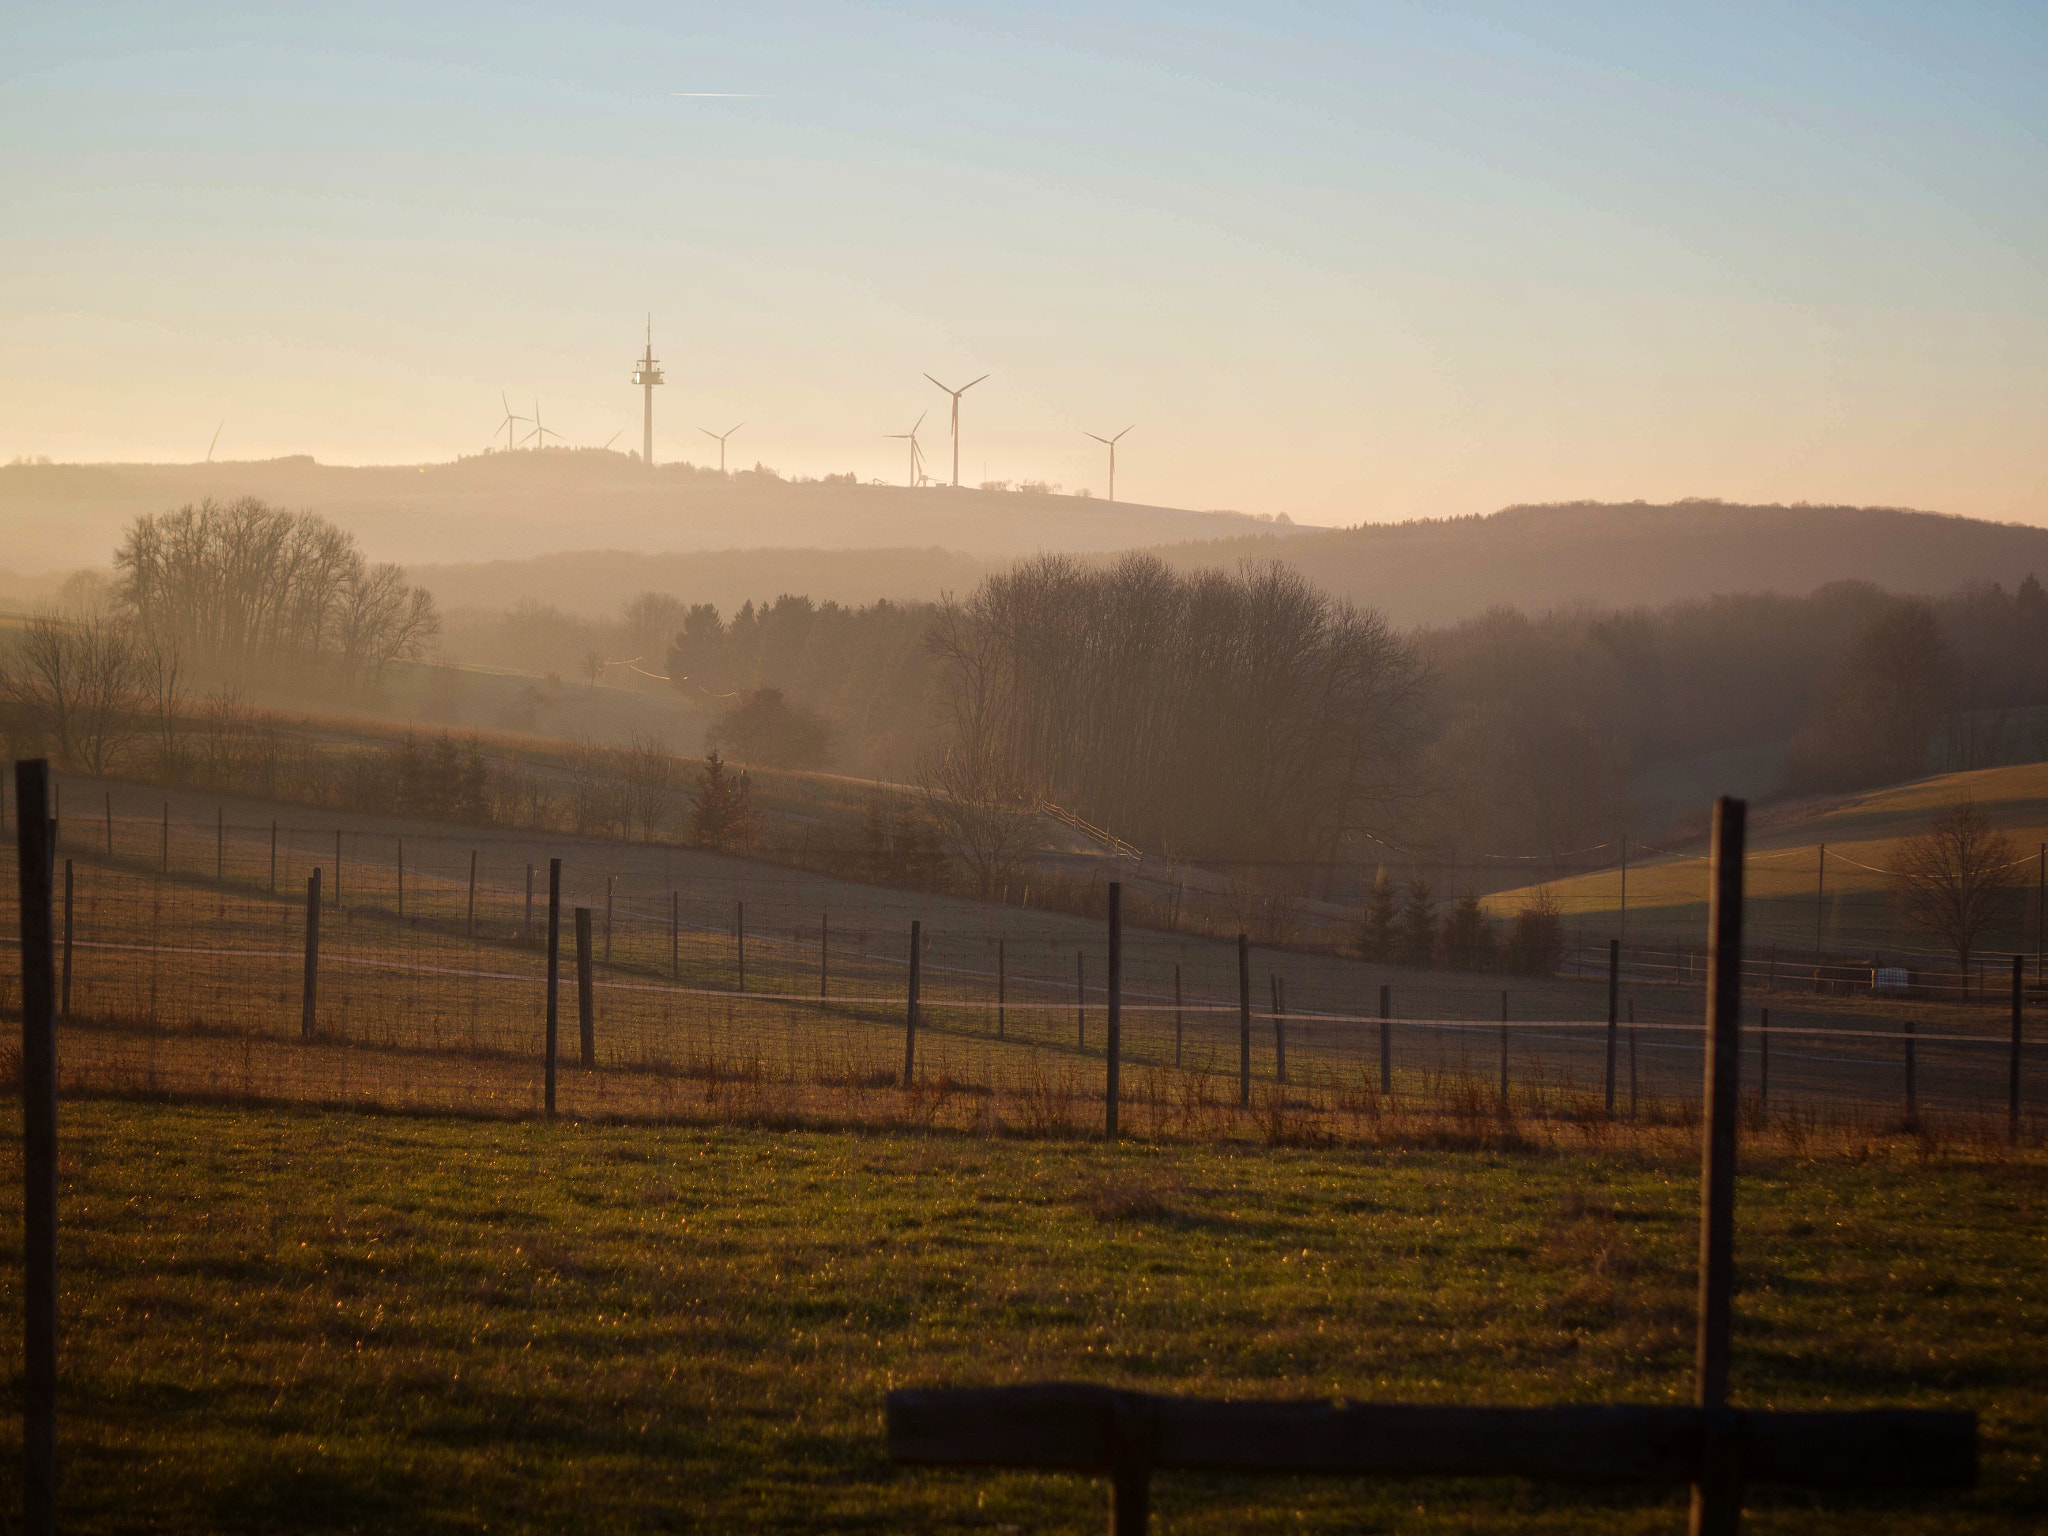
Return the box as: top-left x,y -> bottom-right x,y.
1628,997 -> 1638,1122
334,830 -> 343,910
1077,950 -> 1086,1050
15,761 -> 57,1536
161,801 -> 168,873
1759,1007 -> 1770,1108
1174,963 -> 1183,1069
545,858 -> 561,1118
525,864 -> 534,941
821,913 -> 829,1004
61,860 -> 74,1021
1379,984 -> 1392,1096
1271,973 -> 1287,1087
303,869 -> 322,1039
1692,796 -> 1746,1536
736,899 -> 746,992
997,937 -> 1006,1040
576,907 -> 595,1069
216,806 -> 224,884
467,851 -> 477,937
1237,933 -> 1251,1108
1499,990 -> 1508,1102
106,791 -> 114,858
1106,882 -> 1122,1138
1903,1018 -> 1917,1123
2011,955 -> 2024,1144
396,837 -> 404,919
905,919 -> 921,1087
604,876 -> 614,964
670,891 -> 679,980
269,820 -> 277,892
1606,938 -> 1620,1120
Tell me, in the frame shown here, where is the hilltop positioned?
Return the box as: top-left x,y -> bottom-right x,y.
0,449 -> 1292,571
1130,499 -> 2048,627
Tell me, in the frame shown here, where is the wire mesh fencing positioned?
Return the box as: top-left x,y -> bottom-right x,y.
3,806 -> 2043,1144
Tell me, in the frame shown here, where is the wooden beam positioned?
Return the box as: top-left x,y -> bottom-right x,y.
886,1386 -> 1975,1491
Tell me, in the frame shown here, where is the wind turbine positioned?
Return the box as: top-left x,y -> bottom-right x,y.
205,421 -> 224,463
492,392 -> 528,453
600,430 -> 623,452
885,412 -> 927,489
923,373 -> 987,488
1084,425 -> 1134,503
699,422 -> 745,474
521,399 -> 567,450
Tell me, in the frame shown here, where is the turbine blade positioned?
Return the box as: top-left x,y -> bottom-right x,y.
962,374 -> 988,391
1115,424 -> 1134,440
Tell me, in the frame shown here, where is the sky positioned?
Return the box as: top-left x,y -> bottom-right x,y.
4,1 -> 2044,528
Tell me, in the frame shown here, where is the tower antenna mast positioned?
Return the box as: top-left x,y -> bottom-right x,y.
632,317 -> 665,465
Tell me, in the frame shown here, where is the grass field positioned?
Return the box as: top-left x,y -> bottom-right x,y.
1485,761 -> 2048,962
1,1098 -> 2041,1533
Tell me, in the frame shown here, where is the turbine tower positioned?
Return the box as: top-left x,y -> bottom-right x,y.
632,318 -> 664,465
699,422 -> 744,474
1085,425 -> 1134,503
885,412 -> 927,488
923,373 -> 987,488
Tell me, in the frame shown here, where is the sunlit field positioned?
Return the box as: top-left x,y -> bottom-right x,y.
2,1099 -> 2040,1533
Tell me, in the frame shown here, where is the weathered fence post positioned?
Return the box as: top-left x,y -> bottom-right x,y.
1174,963 -> 1183,1069
302,869 -> 322,1039
604,876 -> 614,964
216,806 -> 225,884
396,837 -> 405,919
15,761 -> 57,1536
1237,933 -> 1251,1108
1271,973 -> 1286,1087
1077,950 -> 1086,1050
1605,937 -> 1620,1119
1106,881 -> 1122,1138
334,830 -> 343,910
467,850 -> 478,937
1628,996 -> 1638,1121
736,899 -> 746,991
1903,1018 -> 1918,1123
576,907 -> 596,1069
997,937 -> 1006,1040
1379,984 -> 1392,1096
1759,1006 -> 1770,1108
670,891 -> 679,980
545,858 -> 561,1118
525,863 -> 534,940
1692,796 -> 1746,1536
820,913 -> 830,1004
161,800 -> 169,873
61,859 -> 74,1021
107,791 -> 114,858
2011,955 -> 2024,1144
1499,990 -> 1509,1102
904,919 -> 921,1087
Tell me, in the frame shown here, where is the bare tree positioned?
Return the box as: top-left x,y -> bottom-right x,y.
1891,800 -> 2021,973
618,735 -> 683,840
917,742 -> 1043,898
0,613 -> 145,772
140,640 -> 187,781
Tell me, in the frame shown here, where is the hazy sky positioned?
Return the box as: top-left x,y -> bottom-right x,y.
5,2 -> 2044,528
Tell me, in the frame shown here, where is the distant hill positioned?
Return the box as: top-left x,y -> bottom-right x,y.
0,450 -> 1292,570
1129,500 -> 2048,627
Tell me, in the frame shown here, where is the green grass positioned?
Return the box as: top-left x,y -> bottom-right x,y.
4,1099 -> 2043,1532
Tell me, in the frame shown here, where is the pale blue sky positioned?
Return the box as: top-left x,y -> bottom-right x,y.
4,2 -> 2043,530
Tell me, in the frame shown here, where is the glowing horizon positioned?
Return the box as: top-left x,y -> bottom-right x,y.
3,3 -> 2043,527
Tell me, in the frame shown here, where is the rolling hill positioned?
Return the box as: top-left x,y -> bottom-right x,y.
0,450 -> 1291,571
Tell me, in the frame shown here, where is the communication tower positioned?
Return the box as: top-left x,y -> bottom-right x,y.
632,319 -> 664,465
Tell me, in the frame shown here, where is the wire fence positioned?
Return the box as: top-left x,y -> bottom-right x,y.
4,803 -> 2043,1141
